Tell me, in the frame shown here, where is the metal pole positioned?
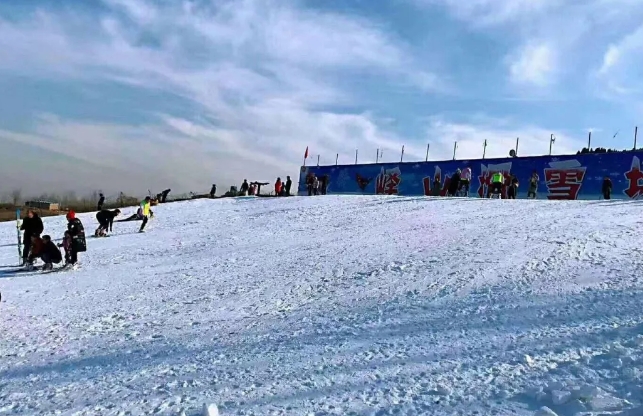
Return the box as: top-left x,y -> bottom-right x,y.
549,134 -> 554,156
376,148 -> 379,164
425,143 -> 430,162
335,153 -> 338,165
453,141 -> 457,160
515,137 -> 519,156
317,155 -> 320,166
635,126 -> 638,150
588,131 -> 592,150
483,139 -> 487,159
400,145 -> 405,162
355,149 -> 358,165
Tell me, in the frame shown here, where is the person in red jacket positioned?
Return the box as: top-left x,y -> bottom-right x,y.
275,177 -> 283,196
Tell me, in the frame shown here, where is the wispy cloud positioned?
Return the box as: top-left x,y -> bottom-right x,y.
0,0 -> 445,196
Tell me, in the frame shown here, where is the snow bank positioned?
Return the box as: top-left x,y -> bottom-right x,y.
0,196 -> 642,415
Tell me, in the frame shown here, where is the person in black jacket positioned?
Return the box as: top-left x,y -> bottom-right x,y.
602,176 -> 613,200
65,210 -> 85,266
39,235 -> 63,270
95,209 -> 121,237
447,169 -> 461,197
20,209 -> 44,265
97,193 -> 105,211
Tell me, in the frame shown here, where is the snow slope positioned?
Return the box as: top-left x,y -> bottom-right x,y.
1,196 -> 643,416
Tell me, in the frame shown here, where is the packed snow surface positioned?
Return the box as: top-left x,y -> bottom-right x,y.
1,196 -> 643,416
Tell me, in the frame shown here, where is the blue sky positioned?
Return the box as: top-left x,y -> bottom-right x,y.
1,0 -> 643,196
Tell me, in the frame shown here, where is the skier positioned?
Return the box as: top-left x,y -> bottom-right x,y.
95,209 -> 121,237
139,196 -> 152,232
602,176 -> 613,200
97,193 -> 105,211
210,184 -> 217,198
20,209 -> 44,265
65,210 -> 86,266
459,166 -> 472,196
448,169 -> 461,197
490,171 -> 504,198
527,171 -> 539,199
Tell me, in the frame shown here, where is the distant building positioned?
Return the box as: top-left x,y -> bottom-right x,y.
25,201 -> 59,211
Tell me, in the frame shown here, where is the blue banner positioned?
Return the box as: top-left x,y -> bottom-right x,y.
298,151 -> 643,200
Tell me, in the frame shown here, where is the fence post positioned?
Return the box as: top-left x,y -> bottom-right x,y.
635,126 -> 638,150
400,145 -> 405,162
483,139 -> 487,159
425,143 -> 430,161
588,131 -> 592,150
453,141 -> 457,160
515,137 -> 519,156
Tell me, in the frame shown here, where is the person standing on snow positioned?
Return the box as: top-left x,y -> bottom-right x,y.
459,166 -> 472,196
97,193 -> 105,211
240,180 -> 250,196
95,209 -> 121,237
490,171 -> 504,198
507,174 -> 519,199
20,209 -> 44,265
602,176 -> 613,200
448,169 -> 461,197
275,177 -> 283,196
527,171 -> 539,199
139,196 -> 152,232
285,176 -> 292,196
65,210 -> 86,266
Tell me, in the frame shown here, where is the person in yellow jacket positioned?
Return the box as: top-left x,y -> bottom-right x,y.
139,196 -> 153,232
490,171 -> 505,198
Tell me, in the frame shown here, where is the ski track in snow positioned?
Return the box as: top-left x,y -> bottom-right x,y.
0,196 -> 642,416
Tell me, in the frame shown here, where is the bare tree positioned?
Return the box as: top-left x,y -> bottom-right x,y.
11,189 -> 22,206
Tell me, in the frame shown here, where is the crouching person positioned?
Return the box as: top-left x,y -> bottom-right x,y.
25,234 -> 45,270
40,235 -> 63,270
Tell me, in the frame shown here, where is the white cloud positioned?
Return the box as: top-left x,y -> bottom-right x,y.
413,0 -> 560,26
596,25 -> 643,95
0,0 -> 444,196
507,42 -> 556,87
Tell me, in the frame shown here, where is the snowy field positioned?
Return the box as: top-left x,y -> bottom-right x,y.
1,196 -> 643,416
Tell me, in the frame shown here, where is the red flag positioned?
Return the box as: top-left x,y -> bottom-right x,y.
304,146 -> 309,159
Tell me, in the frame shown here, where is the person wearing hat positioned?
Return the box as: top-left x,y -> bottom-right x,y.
65,210 -> 86,266
19,209 -> 44,265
